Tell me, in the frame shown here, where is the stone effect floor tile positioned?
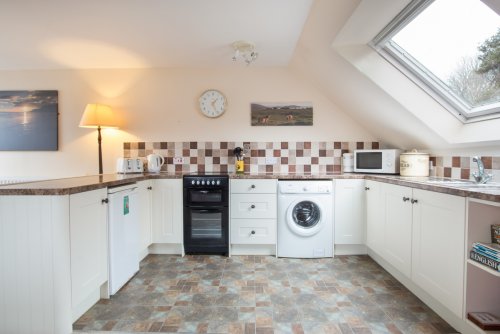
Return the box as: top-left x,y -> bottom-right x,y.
73,255 -> 458,334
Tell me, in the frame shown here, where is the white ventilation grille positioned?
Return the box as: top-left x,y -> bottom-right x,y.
0,179 -> 25,185
0,178 -> 40,185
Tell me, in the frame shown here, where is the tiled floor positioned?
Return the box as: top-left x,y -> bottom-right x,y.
74,255 -> 458,334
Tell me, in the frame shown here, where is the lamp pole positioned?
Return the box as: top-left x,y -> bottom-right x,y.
97,125 -> 103,174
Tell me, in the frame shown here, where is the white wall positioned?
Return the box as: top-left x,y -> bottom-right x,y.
0,67 -> 376,179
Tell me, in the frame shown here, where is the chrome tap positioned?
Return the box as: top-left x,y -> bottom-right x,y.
472,156 -> 493,184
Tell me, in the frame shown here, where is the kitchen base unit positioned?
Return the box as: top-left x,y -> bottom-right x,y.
334,179 -> 366,255
230,179 -> 277,256
151,179 -> 184,255
69,188 -> 109,321
0,188 -> 110,334
0,195 -> 72,334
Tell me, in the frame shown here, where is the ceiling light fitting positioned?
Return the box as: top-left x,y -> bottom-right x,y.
231,40 -> 258,65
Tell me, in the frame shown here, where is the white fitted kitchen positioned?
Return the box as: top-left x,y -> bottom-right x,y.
1,173 -> 499,333
1,1 -> 500,334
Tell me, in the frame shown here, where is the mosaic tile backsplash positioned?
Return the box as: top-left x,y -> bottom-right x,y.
123,141 -> 500,181
123,141 -> 380,174
430,155 -> 500,181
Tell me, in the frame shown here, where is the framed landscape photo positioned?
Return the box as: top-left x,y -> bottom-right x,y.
0,90 -> 58,151
251,102 -> 313,126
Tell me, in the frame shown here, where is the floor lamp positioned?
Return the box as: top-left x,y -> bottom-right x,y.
79,103 -> 119,175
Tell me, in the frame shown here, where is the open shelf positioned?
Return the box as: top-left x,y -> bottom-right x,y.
466,199 -> 500,333
466,319 -> 500,334
467,259 -> 500,277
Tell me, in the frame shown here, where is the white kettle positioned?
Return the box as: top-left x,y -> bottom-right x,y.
146,154 -> 164,173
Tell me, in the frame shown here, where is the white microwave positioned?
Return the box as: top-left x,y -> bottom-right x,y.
354,149 -> 402,174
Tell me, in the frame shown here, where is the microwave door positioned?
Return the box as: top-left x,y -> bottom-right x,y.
357,152 -> 382,169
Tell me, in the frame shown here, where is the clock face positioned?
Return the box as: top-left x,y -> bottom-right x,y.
199,90 -> 226,118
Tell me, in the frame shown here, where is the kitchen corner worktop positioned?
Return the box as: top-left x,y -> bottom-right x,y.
0,172 -> 499,203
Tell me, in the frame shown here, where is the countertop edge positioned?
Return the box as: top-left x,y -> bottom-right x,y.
0,172 -> 499,203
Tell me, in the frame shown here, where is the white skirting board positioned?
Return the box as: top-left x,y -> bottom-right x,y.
230,244 -> 276,256
148,243 -> 184,255
334,244 -> 367,255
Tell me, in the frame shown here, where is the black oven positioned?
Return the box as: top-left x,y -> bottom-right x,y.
183,175 -> 229,255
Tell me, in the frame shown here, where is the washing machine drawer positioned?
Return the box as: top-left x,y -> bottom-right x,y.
231,194 -> 277,219
231,219 -> 276,244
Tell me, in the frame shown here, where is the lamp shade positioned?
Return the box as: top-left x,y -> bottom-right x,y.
79,103 -> 119,128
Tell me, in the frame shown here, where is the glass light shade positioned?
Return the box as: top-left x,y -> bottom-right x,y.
79,103 -> 119,128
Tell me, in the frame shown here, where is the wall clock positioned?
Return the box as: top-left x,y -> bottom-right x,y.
199,89 -> 227,118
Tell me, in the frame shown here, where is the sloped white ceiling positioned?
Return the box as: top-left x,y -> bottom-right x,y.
0,0 -> 313,69
291,0 -> 500,152
1,0 -> 498,151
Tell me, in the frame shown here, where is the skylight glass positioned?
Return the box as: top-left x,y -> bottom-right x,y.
374,0 -> 500,121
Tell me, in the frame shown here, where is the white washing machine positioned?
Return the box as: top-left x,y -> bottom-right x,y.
277,180 -> 334,258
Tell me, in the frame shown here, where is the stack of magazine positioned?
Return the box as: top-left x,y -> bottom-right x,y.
470,242 -> 500,271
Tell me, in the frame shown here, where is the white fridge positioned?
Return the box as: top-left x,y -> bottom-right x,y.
107,183 -> 139,295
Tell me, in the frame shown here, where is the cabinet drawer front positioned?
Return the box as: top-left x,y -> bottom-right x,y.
231,219 -> 276,244
231,194 -> 277,219
231,179 -> 277,194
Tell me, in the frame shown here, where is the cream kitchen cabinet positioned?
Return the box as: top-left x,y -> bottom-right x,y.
151,179 -> 183,245
367,182 -> 413,278
383,183 -> 413,278
411,188 -> 466,318
0,195 -> 72,334
137,180 -> 153,259
365,180 -> 384,255
366,180 -> 466,320
69,188 -> 109,321
334,179 -> 366,254
230,179 -> 277,252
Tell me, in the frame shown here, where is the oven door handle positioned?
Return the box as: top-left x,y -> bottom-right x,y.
193,209 -> 221,213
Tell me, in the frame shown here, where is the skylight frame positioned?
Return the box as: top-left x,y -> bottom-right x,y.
370,0 -> 500,123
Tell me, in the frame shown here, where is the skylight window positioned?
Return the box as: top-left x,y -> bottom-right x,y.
372,0 -> 500,122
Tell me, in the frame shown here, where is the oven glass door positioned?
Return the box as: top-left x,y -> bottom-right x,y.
185,207 -> 228,245
191,209 -> 222,239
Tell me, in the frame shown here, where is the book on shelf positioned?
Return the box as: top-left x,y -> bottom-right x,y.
467,312 -> 500,331
472,246 -> 500,262
472,242 -> 500,260
470,250 -> 500,271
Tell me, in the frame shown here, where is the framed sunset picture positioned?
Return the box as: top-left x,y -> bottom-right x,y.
0,90 -> 58,150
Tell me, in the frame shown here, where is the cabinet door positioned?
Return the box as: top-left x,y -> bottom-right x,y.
412,189 -> 465,317
137,180 -> 153,256
69,188 -> 108,320
334,179 -> 366,244
382,183 -> 413,278
152,179 -> 183,243
366,180 -> 384,254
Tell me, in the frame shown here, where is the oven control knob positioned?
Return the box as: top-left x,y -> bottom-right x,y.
201,180 -> 205,185
216,180 -> 220,185
211,180 -> 215,185
196,180 -> 200,185
191,180 -> 195,185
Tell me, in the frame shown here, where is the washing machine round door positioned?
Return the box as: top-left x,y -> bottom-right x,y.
286,199 -> 324,236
